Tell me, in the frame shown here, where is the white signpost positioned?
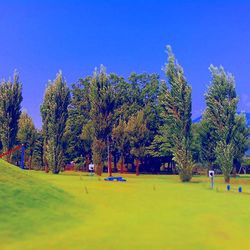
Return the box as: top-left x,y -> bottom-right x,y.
209,170 -> 214,189
89,163 -> 94,175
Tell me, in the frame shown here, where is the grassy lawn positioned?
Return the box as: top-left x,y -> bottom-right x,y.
1,159 -> 250,250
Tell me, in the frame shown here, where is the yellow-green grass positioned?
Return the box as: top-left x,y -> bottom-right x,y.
1,160 -> 250,250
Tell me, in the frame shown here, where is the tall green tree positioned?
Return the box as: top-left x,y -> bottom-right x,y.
232,115 -> 250,170
17,111 -> 37,169
64,77 -> 91,163
112,118 -> 128,173
148,80 -> 172,158
112,73 -> 161,172
161,46 -> 194,182
41,71 -> 70,174
0,71 -> 23,162
125,110 -> 149,175
81,120 -> 94,168
204,66 -> 249,182
90,66 -> 115,175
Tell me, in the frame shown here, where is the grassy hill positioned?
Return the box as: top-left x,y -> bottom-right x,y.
0,159 -> 80,248
2,161 -> 250,249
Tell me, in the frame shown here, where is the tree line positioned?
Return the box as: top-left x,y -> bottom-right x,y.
0,46 -> 249,182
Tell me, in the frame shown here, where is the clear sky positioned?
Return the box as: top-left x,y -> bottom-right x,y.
0,0 -> 250,128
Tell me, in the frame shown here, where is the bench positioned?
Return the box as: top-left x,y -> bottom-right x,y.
104,176 -> 127,182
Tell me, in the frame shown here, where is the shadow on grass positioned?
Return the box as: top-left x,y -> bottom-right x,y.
190,180 -> 203,184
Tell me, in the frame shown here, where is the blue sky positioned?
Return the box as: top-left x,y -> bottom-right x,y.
0,0 -> 250,128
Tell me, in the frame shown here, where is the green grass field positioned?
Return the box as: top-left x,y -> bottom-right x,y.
1,159 -> 250,250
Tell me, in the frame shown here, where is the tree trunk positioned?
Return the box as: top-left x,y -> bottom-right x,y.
234,160 -> 241,175
179,167 -> 193,182
114,153 -> 117,172
44,159 -> 49,173
29,155 -> 33,170
232,167 -> 237,178
6,151 -> 11,163
224,175 -> 230,183
120,155 -> 124,174
53,168 -> 60,174
206,163 -> 212,176
136,159 -> 140,176
95,163 -> 103,176
86,154 -> 90,172
108,152 -> 112,177
179,171 -> 192,182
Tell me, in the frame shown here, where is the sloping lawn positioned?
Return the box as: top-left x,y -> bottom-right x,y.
1,160 -> 250,250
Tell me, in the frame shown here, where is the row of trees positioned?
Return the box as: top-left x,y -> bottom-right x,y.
0,46 -> 249,182
195,66 -> 249,182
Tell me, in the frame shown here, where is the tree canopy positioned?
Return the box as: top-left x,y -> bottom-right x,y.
0,46 -> 249,181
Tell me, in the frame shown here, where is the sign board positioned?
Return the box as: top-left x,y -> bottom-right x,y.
209,170 -> 214,178
89,163 -> 94,171
209,170 -> 214,189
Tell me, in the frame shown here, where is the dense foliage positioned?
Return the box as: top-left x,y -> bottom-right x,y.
40,71 -> 70,174
0,47 -> 249,181
201,66 -> 249,182
0,71 -> 22,162
160,46 -> 194,181
17,111 -> 37,169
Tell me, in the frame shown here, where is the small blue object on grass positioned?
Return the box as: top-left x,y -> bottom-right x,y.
238,186 -> 242,193
227,184 -> 230,191
104,176 -> 127,182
